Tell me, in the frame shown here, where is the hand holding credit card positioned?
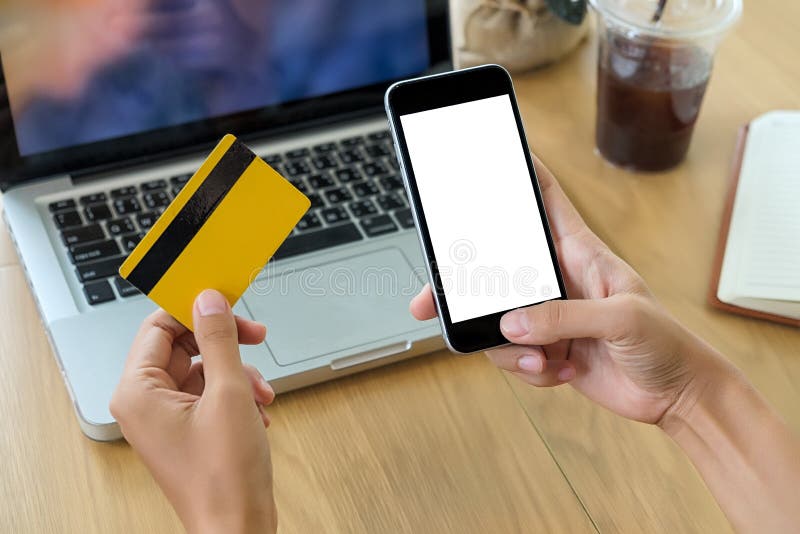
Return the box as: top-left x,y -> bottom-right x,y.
119,134 -> 310,329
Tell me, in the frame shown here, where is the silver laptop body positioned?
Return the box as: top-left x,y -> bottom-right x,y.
0,1 -> 450,440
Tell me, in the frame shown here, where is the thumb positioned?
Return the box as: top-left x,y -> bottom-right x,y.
193,289 -> 248,389
499,297 -> 628,346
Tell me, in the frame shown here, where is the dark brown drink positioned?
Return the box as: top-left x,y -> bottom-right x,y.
595,35 -> 712,172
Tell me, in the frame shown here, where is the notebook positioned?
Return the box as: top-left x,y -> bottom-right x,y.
709,111 -> 800,327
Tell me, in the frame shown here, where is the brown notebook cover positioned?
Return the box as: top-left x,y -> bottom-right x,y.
708,124 -> 800,327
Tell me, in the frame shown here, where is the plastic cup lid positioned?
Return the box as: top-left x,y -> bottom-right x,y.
589,0 -> 742,40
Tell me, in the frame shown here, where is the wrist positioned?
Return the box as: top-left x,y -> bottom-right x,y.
657,340 -> 745,440
187,499 -> 277,534
654,342 -> 800,532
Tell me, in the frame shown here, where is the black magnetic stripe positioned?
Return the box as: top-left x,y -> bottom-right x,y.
126,140 -> 255,294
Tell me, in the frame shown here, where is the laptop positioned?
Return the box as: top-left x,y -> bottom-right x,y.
0,0 -> 450,441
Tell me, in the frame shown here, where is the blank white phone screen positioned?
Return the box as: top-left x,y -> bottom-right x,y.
400,94 -> 561,323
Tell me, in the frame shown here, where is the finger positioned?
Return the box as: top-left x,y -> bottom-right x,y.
531,156 -> 588,242
181,360 -> 206,396
192,289 -> 249,389
486,344 -> 577,386
171,315 -> 267,356
510,359 -> 576,387
163,314 -> 265,387
258,404 -> 272,428
410,283 -> 437,321
485,345 -> 547,373
125,309 -> 189,372
500,297 -> 626,346
242,365 -> 275,406
164,345 -> 194,388
542,339 -> 571,361
236,317 -> 267,345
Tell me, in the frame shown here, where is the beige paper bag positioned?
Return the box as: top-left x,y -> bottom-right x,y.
454,0 -> 589,72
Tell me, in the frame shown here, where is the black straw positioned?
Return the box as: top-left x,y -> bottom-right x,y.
652,0 -> 668,23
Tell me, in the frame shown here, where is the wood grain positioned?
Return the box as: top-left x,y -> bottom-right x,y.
269,353 -> 595,534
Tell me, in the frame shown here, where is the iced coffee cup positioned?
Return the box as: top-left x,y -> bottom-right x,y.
589,0 -> 741,172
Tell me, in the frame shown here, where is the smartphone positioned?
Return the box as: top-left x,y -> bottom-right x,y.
385,64 -> 566,353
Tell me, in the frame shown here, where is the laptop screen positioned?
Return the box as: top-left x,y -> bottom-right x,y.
0,0 -> 449,188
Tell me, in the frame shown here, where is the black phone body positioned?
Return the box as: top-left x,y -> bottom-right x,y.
385,64 -> 567,353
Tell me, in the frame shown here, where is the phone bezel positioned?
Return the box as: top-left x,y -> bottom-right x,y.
385,64 -> 567,353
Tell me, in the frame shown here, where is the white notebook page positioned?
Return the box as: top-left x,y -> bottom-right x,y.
719,111 -> 800,304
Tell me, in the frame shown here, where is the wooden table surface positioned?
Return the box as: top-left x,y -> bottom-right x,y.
2,3 -> 799,532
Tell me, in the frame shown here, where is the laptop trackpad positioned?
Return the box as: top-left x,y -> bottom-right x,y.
242,248 -> 425,366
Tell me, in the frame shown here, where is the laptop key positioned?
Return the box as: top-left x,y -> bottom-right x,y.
289,179 -> 308,194
349,199 -> 378,218
76,256 -> 124,282
120,232 -> 145,253
53,210 -> 82,229
341,135 -> 365,147
321,207 -> 349,225
365,144 -> 392,158
84,203 -> 113,222
313,142 -> 336,153
324,187 -> 352,205
273,223 -> 363,260
106,217 -> 135,236
295,212 -> 322,232
308,173 -> 335,189
366,130 -> 391,142
338,149 -> 364,164
379,175 -> 404,191
307,192 -> 325,209
284,160 -> 311,176
136,211 -> 158,229
334,168 -> 361,183
352,181 -> 379,198
262,154 -> 283,166
49,199 -> 76,212
312,154 -> 338,170
143,190 -> 170,209
394,208 -> 415,229
70,239 -> 121,264
360,214 -> 398,238
113,276 -> 140,298
140,179 -> 167,192
362,162 -> 388,177
83,280 -> 115,305
285,147 -> 310,159
113,197 -> 141,216
79,192 -> 107,206
111,185 -> 138,198
61,224 -> 105,246
377,193 -> 405,211
170,173 -> 192,186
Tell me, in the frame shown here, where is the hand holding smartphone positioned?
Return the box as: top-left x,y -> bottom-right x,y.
385,64 -> 566,353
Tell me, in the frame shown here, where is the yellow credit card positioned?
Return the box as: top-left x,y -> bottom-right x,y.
119,134 -> 310,329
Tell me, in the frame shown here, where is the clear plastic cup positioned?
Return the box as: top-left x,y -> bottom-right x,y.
589,0 -> 742,172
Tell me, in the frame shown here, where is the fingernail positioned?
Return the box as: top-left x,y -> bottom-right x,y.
558,367 -> 576,382
500,310 -> 528,337
517,355 -> 543,373
259,376 -> 271,394
196,289 -> 228,316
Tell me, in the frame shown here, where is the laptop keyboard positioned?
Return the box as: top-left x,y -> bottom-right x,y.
46,129 -> 415,306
